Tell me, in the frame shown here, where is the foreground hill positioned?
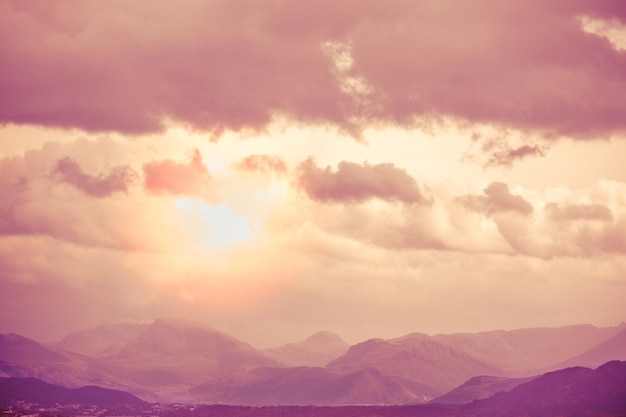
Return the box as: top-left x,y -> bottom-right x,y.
0,377 -> 145,407
466,360 -> 626,417
263,332 -> 349,367
189,366 -> 439,405
326,334 -> 501,392
431,375 -> 536,405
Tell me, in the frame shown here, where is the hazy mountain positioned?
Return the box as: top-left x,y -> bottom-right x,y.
263,332 -> 349,367
431,375 -> 536,405
558,328 -> 626,369
0,377 -> 145,406
0,333 -> 160,402
0,333 -> 67,365
55,322 -> 149,357
4,320 -> 626,406
431,323 -> 624,373
3,319 -> 282,402
326,334 -> 502,392
189,366 -> 440,405
465,361 -> 626,417
103,318 -> 281,381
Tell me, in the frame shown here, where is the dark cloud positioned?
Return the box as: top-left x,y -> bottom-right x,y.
143,149 -> 213,196
1,1 -> 625,140
296,158 -> 429,204
235,154 -> 287,174
458,182 -> 533,216
545,202 -> 614,222
54,157 -> 137,197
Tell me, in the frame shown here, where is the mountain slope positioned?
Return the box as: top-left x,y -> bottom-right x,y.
465,361 -> 626,417
431,375 -> 536,405
432,323 -> 624,373
0,333 -> 67,365
55,322 -> 149,357
326,334 -> 501,392
3,319 -> 283,403
558,328 -> 626,369
0,377 -> 145,406
190,366 -> 440,405
103,318 -> 281,383
263,332 -> 349,367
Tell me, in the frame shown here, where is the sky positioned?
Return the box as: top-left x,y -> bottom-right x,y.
1,0 -> 626,348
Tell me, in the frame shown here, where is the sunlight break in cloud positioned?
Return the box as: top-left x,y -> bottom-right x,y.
0,0 -> 624,349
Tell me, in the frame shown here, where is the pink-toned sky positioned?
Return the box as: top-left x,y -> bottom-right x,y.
1,0 -> 626,347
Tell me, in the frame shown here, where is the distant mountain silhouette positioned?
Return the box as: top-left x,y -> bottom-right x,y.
0,333 -> 67,365
431,375 -> 536,404
0,377 -> 145,406
189,366 -> 439,405
1,319 -> 282,403
175,361 -> 626,416
557,327 -> 626,369
465,361 -> 626,417
3,320 -> 626,406
326,334 -> 501,392
104,318 -> 280,379
263,331 -> 349,367
431,323 -> 624,373
55,322 -> 149,357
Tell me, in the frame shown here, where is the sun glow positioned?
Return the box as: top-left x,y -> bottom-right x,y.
174,198 -> 252,248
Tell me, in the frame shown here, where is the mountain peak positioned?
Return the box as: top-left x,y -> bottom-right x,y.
303,331 -> 346,346
262,332 -> 349,367
151,317 -> 213,331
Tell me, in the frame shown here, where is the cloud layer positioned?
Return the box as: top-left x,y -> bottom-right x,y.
297,159 -> 429,204
1,2 -> 625,346
2,0 -> 626,140
54,157 -> 137,197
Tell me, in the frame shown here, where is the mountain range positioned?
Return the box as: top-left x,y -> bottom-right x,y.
1,318 -> 625,406
0,376 -> 145,407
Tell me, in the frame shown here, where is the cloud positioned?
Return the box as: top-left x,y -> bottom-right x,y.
0,141 -> 209,251
235,154 -> 287,174
143,149 -> 213,197
1,1 -> 626,140
545,202 -> 614,222
463,130 -> 549,167
54,156 -> 137,197
296,158 -> 429,204
458,182 -> 533,216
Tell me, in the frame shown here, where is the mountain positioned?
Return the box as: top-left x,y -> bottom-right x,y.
3,319 -> 283,403
0,333 -> 159,402
189,366 -> 440,405
0,333 -> 67,365
558,328 -> 626,369
431,375 -> 536,405
465,361 -> 626,417
55,322 -> 149,357
263,332 -> 349,367
74,318 -> 284,401
326,334 -> 501,392
431,323 -> 624,373
0,377 -> 145,407
103,318 -> 281,381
